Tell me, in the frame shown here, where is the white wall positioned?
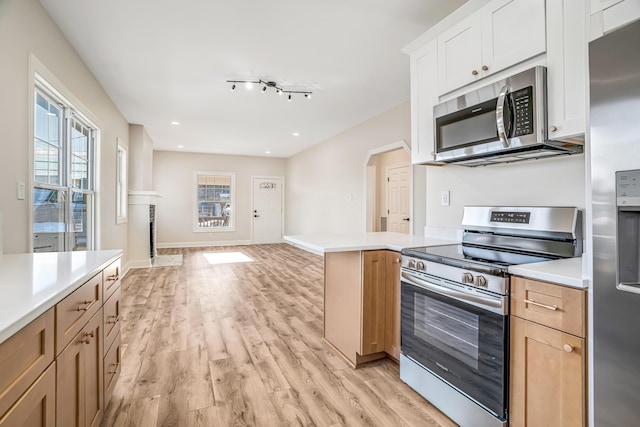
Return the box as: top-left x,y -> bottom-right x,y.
0,0 -> 129,260
286,102 -> 411,235
129,124 -> 154,191
425,154 -> 586,233
153,151 -> 286,246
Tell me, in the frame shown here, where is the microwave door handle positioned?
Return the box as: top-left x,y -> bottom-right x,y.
496,85 -> 510,148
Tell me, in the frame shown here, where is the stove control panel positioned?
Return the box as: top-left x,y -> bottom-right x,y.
401,256 -> 508,296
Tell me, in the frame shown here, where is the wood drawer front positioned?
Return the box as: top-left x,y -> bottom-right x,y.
511,277 -> 586,337
0,362 -> 55,427
0,309 -> 54,418
103,332 -> 121,410
103,287 -> 121,352
56,273 -> 103,355
103,258 -> 121,301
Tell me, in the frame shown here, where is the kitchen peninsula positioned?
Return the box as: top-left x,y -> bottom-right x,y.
284,232 -> 457,366
0,250 -> 122,426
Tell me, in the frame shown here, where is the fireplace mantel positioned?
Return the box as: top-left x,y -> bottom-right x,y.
128,191 -> 161,205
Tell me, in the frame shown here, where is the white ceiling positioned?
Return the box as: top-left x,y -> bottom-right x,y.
38,0 -> 466,158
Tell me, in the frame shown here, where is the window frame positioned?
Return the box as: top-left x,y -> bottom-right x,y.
32,73 -> 98,252
116,140 -> 128,224
193,171 -> 236,233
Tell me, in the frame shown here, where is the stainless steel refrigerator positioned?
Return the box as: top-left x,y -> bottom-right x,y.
590,18 -> 640,426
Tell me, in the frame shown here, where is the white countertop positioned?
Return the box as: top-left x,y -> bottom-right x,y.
0,250 -> 123,344
508,257 -> 587,289
284,232 -> 458,254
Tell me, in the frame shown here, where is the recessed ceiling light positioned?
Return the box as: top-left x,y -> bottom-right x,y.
171,121 -> 180,125
292,132 -> 300,136
177,145 -> 184,148
265,151 -> 271,155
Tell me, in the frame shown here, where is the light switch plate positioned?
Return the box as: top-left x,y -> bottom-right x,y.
17,181 -> 25,200
441,190 -> 450,206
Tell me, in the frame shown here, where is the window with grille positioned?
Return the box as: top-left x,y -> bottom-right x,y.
33,83 -> 96,252
194,172 -> 235,231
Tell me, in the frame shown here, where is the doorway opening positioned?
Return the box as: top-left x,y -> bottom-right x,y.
365,141 -> 411,233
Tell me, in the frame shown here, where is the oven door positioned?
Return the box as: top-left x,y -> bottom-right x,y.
400,270 -> 508,419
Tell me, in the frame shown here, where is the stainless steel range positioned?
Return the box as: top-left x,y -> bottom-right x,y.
399,206 -> 583,427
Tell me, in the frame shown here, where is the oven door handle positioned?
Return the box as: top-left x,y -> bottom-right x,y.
496,85 -> 511,148
401,271 -> 504,311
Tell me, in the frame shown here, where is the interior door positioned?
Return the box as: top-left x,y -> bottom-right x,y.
252,177 -> 283,244
387,165 -> 410,233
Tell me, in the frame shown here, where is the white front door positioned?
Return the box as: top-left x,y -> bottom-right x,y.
387,165 -> 410,233
252,177 -> 283,244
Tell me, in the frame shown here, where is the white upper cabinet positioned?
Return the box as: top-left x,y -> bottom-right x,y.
591,0 -> 640,39
437,0 -> 546,95
437,16 -> 484,94
410,40 -> 441,165
546,0 -> 586,140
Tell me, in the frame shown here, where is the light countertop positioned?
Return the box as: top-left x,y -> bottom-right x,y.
284,232 -> 458,254
0,249 -> 123,344
508,257 -> 587,289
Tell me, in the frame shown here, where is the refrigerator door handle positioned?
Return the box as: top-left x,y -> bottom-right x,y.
617,282 -> 640,295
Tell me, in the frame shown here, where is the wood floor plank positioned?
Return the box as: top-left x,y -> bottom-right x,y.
101,244 -> 458,427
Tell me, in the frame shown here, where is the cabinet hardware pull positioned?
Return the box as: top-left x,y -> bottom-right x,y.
107,274 -> 119,281
482,65 -> 489,71
76,299 -> 95,311
550,125 -> 558,132
563,344 -> 574,353
108,315 -> 120,324
523,298 -> 558,311
108,362 -> 120,374
472,69 -> 479,76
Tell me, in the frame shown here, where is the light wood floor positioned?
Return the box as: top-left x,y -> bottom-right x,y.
101,244 -> 457,427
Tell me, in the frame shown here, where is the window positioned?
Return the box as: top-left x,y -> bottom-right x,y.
33,83 -> 96,252
116,142 -> 127,223
194,172 -> 235,231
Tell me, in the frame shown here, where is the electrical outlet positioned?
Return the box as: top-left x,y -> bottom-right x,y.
441,190 -> 450,206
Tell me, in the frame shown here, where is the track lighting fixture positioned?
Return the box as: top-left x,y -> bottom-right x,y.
227,79 -> 312,101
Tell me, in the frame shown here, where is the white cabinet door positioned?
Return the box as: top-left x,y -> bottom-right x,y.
437,15 -> 483,94
546,0 -> 586,140
437,0 -> 546,95
482,0 -> 546,75
410,39 -> 442,165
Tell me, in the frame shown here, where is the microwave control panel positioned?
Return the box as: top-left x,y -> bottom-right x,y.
511,86 -> 534,137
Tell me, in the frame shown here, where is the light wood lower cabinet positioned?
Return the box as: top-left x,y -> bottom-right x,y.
509,276 -> 586,427
0,309 -> 54,418
384,252 -> 401,360
57,308 -> 104,427
0,363 -> 56,427
324,250 -> 401,366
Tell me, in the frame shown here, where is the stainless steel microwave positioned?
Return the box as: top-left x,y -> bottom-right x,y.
433,66 -> 582,166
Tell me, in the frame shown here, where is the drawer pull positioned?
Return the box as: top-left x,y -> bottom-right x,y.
107,315 -> 120,324
108,362 -> 120,374
76,299 -> 95,311
107,274 -> 119,281
81,332 -> 94,344
523,299 -> 558,311
563,344 -> 574,353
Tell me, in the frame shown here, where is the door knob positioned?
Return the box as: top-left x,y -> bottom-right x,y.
402,218 -> 410,221
472,69 -> 479,76
481,65 -> 489,71
254,214 -> 260,218
563,344 -> 574,353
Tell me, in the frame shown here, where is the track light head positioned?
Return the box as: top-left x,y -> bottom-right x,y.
277,88 -> 282,95
230,84 -> 236,92
262,85 -> 267,93
304,93 -> 311,99
288,94 -> 292,102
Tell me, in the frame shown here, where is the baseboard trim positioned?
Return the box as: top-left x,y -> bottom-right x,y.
156,239 -> 253,249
